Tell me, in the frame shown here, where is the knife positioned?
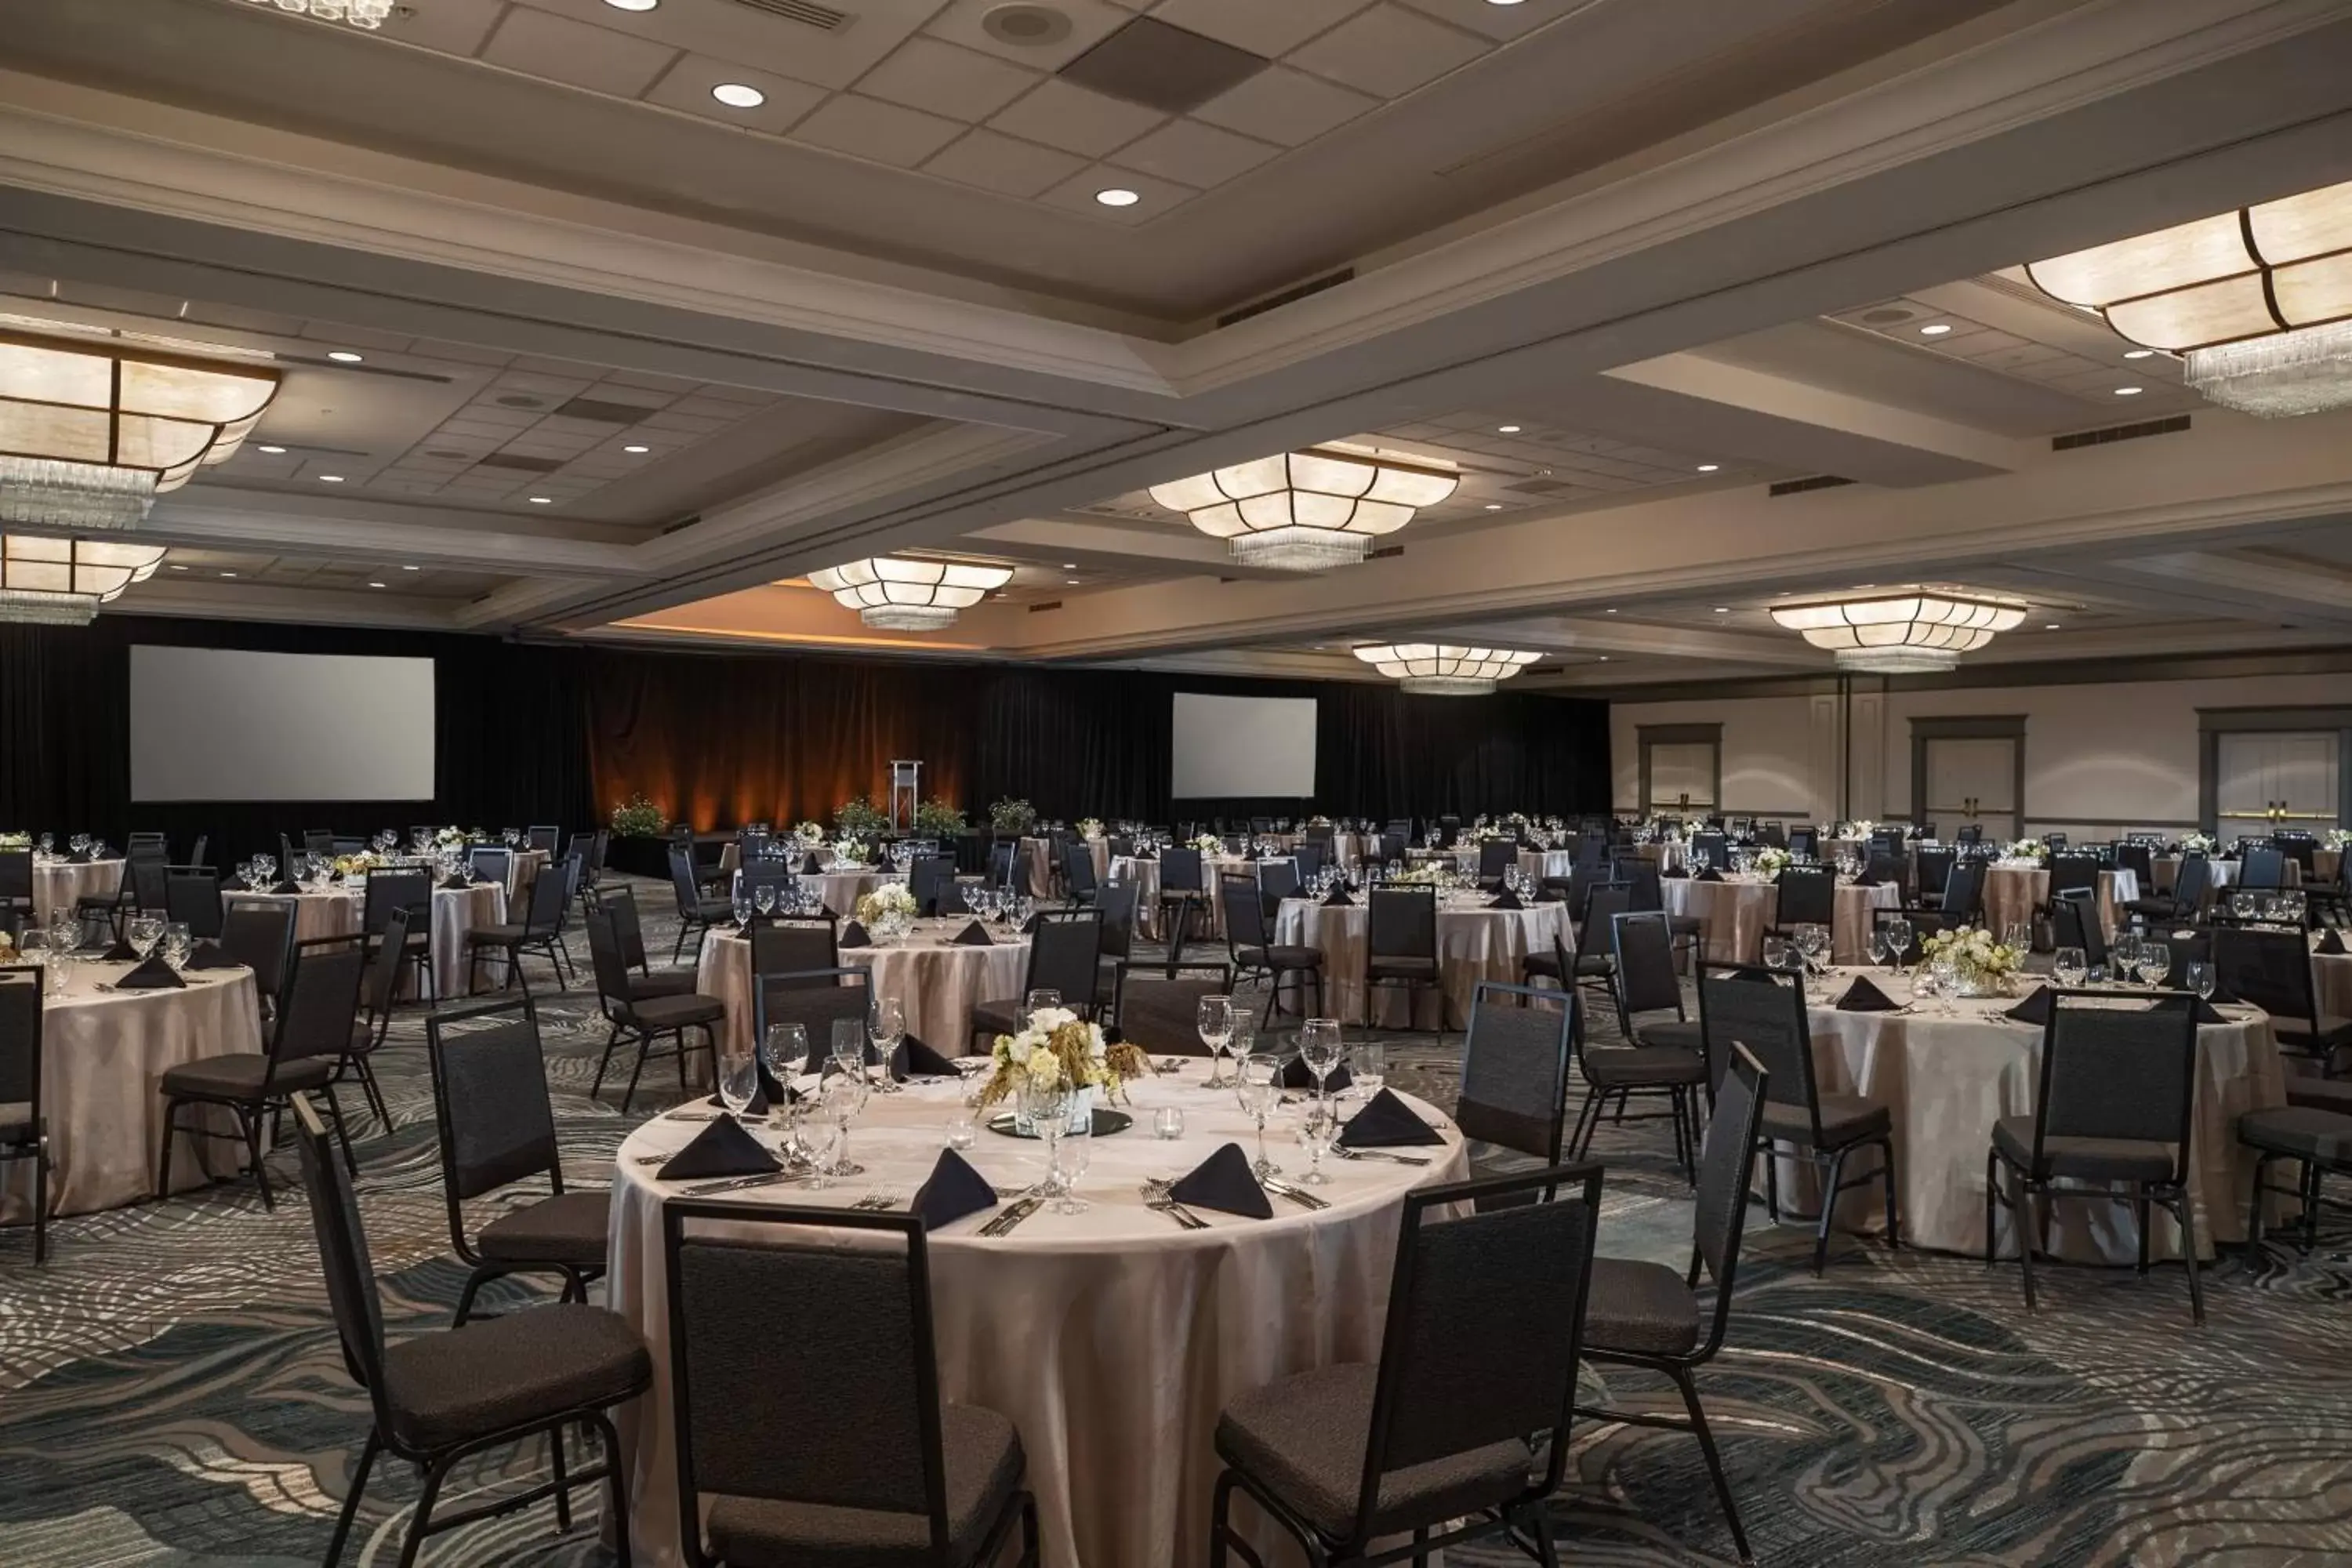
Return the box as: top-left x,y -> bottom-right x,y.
1262,1178 -> 1330,1211
683,1171 -> 800,1196
980,1196 -> 1043,1236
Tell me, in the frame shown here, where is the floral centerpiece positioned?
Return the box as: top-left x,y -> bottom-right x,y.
1189,832 -> 1223,855
609,794 -> 666,838
1308,815 -> 1332,827
1076,817 -> 1105,841
2326,829 -> 2352,851
834,794 -> 890,837
331,850 -> 386,880
913,800 -> 967,838
830,836 -> 868,867
1391,861 -> 1447,887
0,832 -> 27,851
792,821 -> 826,848
1846,819 -> 1878,838
854,882 -> 917,943
2004,837 -> 2047,863
989,797 -> 1037,835
980,1006 -> 1149,1134
1752,845 -> 1792,877
434,826 -> 470,851
1920,924 -> 2023,997
2180,831 -> 2216,855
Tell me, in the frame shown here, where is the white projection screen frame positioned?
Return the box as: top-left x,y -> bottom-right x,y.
1170,693 -> 1317,798
130,646 -> 437,801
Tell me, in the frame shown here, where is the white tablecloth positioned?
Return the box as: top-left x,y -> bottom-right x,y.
1272,895 -> 1566,1029
605,1066 -> 1468,1568
697,921 -> 1032,1066
1016,837 -> 1056,898
1981,863 -> 2138,942
1516,848 -> 1576,883
33,858 -> 124,926
1659,877 -> 1900,965
0,958 -> 263,1219
1790,968 -> 2284,1261
232,882 -> 507,999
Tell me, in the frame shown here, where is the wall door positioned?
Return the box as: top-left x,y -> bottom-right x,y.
1646,742 -> 1718,815
1923,736 -> 2018,843
2216,731 -> 2339,842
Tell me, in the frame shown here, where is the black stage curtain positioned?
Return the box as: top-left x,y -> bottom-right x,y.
0,615 -> 593,866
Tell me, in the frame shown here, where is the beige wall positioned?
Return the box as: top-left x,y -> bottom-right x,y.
1612,671 -> 2352,835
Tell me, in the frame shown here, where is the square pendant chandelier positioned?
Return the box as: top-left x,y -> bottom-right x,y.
1769,589 -> 2027,673
808,557 -> 1014,631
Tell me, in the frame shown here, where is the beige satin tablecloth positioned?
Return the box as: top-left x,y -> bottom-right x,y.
1788,968 -> 2283,1261
1660,877 -> 1900,965
34,858 -> 124,926
1981,863 -> 2137,942
1272,895 -> 1566,1029
0,959 -> 263,1219
605,1067 -> 1468,1568
697,920 -> 1032,1065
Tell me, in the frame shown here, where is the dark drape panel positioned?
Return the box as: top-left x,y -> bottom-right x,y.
967,669 -> 1172,822
0,615 -> 592,866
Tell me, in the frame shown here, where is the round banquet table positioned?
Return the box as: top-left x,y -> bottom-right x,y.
230,882 -> 506,999
1272,893 -> 1566,1029
1981,862 -> 2138,942
604,1066 -> 1468,1568
33,857 -> 125,926
696,918 -> 1031,1067
1784,967 -> 2285,1261
0,956 -> 263,1221
1016,836 -> 1057,898
1108,854 -> 1261,940
1659,876 -> 1900,965
1516,848 -> 1575,883
731,866 -> 898,919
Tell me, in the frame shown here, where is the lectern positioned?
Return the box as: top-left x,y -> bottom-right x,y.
889,760 -> 921,831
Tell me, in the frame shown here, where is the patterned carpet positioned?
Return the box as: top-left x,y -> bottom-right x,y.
2,877 -> 2348,1567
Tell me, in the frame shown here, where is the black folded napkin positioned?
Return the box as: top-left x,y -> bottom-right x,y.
1321,886 -> 1354,907
1488,888 -> 1524,910
185,939 -> 240,971
951,920 -> 993,947
2193,997 -> 2230,1025
703,1083 -> 771,1116
100,935 -> 137,961
656,1116 -> 781,1181
891,1036 -> 960,1079
220,876 -> 251,892
270,878 -> 302,895
839,920 -> 872,949
1338,1087 -> 1444,1148
1019,913 -> 1042,935
2004,985 -> 2055,1026
913,1149 -> 999,1231
801,852 -> 824,874
440,873 -> 470,891
1836,976 -> 1900,1012
1661,866 -> 1690,880
2321,929 -> 2347,956
1279,1055 -> 1352,1091
1167,1142 -> 1272,1219
115,953 -> 186,990
1694,867 -> 1725,883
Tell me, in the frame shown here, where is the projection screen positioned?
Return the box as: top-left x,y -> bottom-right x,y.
130,645 -> 436,801
1170,693 -> 1317,798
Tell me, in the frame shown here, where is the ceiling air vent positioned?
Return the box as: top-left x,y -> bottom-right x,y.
1367,543 -> 1404,561
720,0 -> 850,29
556,397 -> 665,424
2052,414 -> 2191,452
1768,474 -> 1854,497
1028,599 -> 1062,613
1060,17 -> 1269,114
1508,477 -> 1582,495
476,452 -> 564,473
1218,268 -> 1355,328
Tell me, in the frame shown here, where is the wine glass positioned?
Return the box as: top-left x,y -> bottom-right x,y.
1236,1053 -> 1283,1179
869,996 -> 905,1091
68,833 -> 88,858
731,886 -> 752,930
1762,934 -> 1790,973
754,884 -> 778,917
1023,988 -> 1062,1029
764,1022 -> 810,1155
1054,1104 -> 1092,1214
2137,940 -> 2170,989
2053,946 -> 2087,989
1866,925 -> 1890,971
2112,930 -> 2143,986
830,1016 -> 866,1082
45,948 -> 76,997
1196,994 -> 1236,1087
1884,918 -> 1913,972
716,1040 -> 758,1119
2184,960 -> 2216,1001
162,921 -> 191,971
1297,1097 -> 1338,1187
127,915 -> 163,958
1295,1018 -> 1344,1184
823,1065 -> 869,1177
1019,1075 -> 1073,1203
35,833 -> 50,858
253,854 -> 276,887
1800,924 -> 1831,976
800,1101 -> 844,1189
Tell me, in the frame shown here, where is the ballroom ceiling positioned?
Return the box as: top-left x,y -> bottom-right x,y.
5,0 -> 2352,678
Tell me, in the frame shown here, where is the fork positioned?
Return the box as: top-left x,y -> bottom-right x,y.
852,1189 -> 902,1211
1141,1180 -> 1208,1229
1331,1147 -> 1432,1167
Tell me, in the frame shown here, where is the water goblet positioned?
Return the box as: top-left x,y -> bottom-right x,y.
2137,941 -> 2170,989
2053,946 -> 2087,989
764,1022 -> 810,1156
45,949 -> 76,997
254,854 -> 277,887
2184,960 -> 2216,1000
35,833 -> 51,858
1018,1076 -> 1073,1201
1297,1097 -> 1338,1185
1350,1039 -> 1386,1106
869,996 -> 905,1090
1196,993 -> 1235,1087
800,1114 -> 844,1190
822,1067 -> 869,1177
715,1040 -> 758,1118
1236,1054 -> 1284,1179
1054,1110 -> 1092,1214
830,1016 -> 866,1082
1866,926 -> 1890,970
2112,931 -> 2143,986
236,860 -> 254,890
128,914 -> 164,958
1884,918 -> 1913,972
731,887 -> 753,930
754,884 -> 778,916
1762,935 -> 1790,973
162,921 -> 191,971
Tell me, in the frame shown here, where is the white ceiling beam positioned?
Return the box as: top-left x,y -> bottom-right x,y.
143,487 -> 650,578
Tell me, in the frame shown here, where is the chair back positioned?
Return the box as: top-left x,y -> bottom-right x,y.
1257,857 -> 1300,909
165,869 -> 225,939
1061,840 -> 1099,898
1159,847 -> 1203,894
1914,846 -> 1955,897
521,859 -> 569,935
526,825 -> 560,854
1788,827 -> 1818,859
129,851 -> 170,913
662,1203 -> 957,1559
909,855 -> 957,917
270,937 -> 368,1080
1110,967 -> 1231,1053
1609,910 -> 1682,1018
1940,857 -> 1987,919
2031,993 -> 2199,1180
291,1094 -> 394,1421
2052,891 -> 2109,973
1348,1164 -> 1602,1544
221,898 -> 298,1003
1697,965 -> 1821,1142
2113,841 -> 2154,884
752,968 -> 873,1066
668,844 -> 706,915
2174,852 -> 2213,910
0,967 -> 40,1131
1455,982 -> 1575,1162
985,840 -> 1017,887
603,884 -> 656,971
1219,877 -> 1269,952
1577,885 -> 1628,960
1693,1045 -> 1768,1311
425,996 -> 561,1207
1367,887 -> 1436,961
361,869 -> 431,938
1096,880 -> 1139,961
364,906 -> 411,1020
2049,852 -> 2101,899
1477,839 -> 1515,881
582,908 -> 641,1012
1294,840 -> 1326,880
1865,851 -> 1909,890
2210,925 -> 2318,1026
737,858 -> 794,905
2239,844 -> 2286,891
1623,861 -> 1664,913
303,829 -> 337,856
0,849 -> 30,906
1773,866 -> 1835,927
751,919 -> 837,979
1689,833 -> 1730,871
129,831 -> 169,857
466,846 -> 513,887
1025,911 -> 1105,1011
1956,824 -> 1984,844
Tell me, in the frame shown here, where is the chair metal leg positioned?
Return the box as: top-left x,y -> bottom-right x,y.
674,1029 -> 689,1095
2018,1181 -> 2042,1312
590,1022 -> 622,1099
619,1031 -> 651,1115
548,1419 -> 572,1531
394,1453 -> 451,1568
2175,1185 -> 2205,1326
241,1105 -> 274,1211
2247,1152 -> 2270,1248
1983,1149 -> 2001,1265
1878,1137 -> 1901,1251
2136,1193 -> 2153,1275
591,1410 -> 634,1567
320,1083 -> 358,1177
31,1138 -> 49,1265
323,1428 -> 379,1568
1671,1363 -> 1754,1565
155,1099 -> 180,1201
1812,1146 -> 1848,1274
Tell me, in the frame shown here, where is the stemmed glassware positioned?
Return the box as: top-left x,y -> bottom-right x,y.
1236,1052 -> 1283,1179
252,854 -> 277,887
2184,960 -> 2216,1001
763,1022 -> 809,1156
1296,1018 -> 1345,1183
2112,930 -> 2143,987
126,915 -> 164,958
753,884 -> 778,917
162,922 -> 192,971
1883,917 -> 1913,974
1022,988 -> 1062,1030
1018,1076 -> 1075,1206
2136,940 -> 2170,989
716,1038 -> 759,1118
822,1063 -> 869,1178
869,996 -> 905,1092
1865,925 -> 1890,971
68,834 -> 89,859
731,885 -> 753,930
1196,994 -> 1236,1086
2052,946 -> 2088,989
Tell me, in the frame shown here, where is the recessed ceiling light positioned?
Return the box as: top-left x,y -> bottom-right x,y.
219,572 -> 237,579
1061,562 -> 1078,568
1696,463 -> 1719,473
1712,606 -> 1730,613
1604,608 -> 1617,614
1598,655 -> 1609,661
368,581 -> 387,589
1066,578 -> 1080,585
326,350 -> 364,363
2045,622 -> 2061,630
622,444 -> 651,454
318,474 -> 344,483
1497,424 -> 1521,433
2114,385 -> 2143,395
401,564 -> 419,571
528,495 -> 554,504
168,564 -> 187,572
2123,349 -> 2155,359
1484,503 -> 1502,511
1094,187 -> 1141,208
1918,323 -> 1953,336
1486,0 -> 1526,6
256,445 -> 286,454
604,0 -> 657,9
711,82 -> 765,109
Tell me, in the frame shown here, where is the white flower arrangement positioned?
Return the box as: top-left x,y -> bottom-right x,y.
1190,833 -> 1224,855
1847,819 -> 1878,837
0,832 -> 27,851
2180,832 -> 2216,855
1920,924 -> 2023,982
1308,815 -> 1333,827
1752,846 -> 1792,876
1472,824 -> 1513,841
434,826 -> 469,850
980,1007 -> 1147,1108
830,836 -> 867,866
793,821 -> 827,846
331,850 -> 386,878
2326,829 -> 2352,851
2005,837 -> 2047,863
855,883 -> 917,924
1077,818 -> 1105,841
1391,862 -> 1446,887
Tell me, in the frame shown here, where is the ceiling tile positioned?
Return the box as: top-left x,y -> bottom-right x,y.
1290,3 -> 1493,98
1107,118 -> 1279,188
789,95 -> 967,169
644,55 -> 829,132
924,129 -> 1091,198
986,78 -> 1167,157
479,7 -> 678,99
1036,165 -> 1199,223
1389,0 -> 1566,42
1190,62 -> 1380,143
524,0 -> 938,90
924,0 -> 1138,71
858,37 -> 1042,122
382,0 -> 506,56
1146,0 -> 1372,56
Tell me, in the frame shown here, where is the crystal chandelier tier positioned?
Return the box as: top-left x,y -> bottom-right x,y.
2027,179 -> 2352,416
1149,445 -> 1458,572
1352,643 -> 1540,696
242,0 -> 398,28
0,535 -> 169,625
1769,589 -> 2027,673
807,557 -> 1014,631
0,330 -> 280,529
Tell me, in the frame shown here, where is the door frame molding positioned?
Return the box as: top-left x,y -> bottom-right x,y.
1637,723 -> 1722,816
1909,714 -> 2026,833
2197,706 -> 2352,833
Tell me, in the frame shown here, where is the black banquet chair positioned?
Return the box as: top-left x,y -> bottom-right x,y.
662,1198 -> 1039,1568
0,967 -> 49,1261
1207,1163 -> 1603,1568
1221,877 -> 1324,1030
1364,886 -> 1442,1030
292,1093 -> 650,1568
967,910 -> 1102,1051
585,909 -> 727,1112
